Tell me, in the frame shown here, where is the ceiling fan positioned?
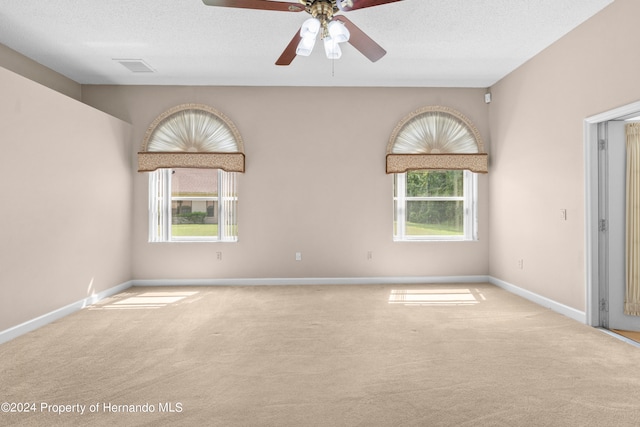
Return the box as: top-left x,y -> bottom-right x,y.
201,0 -> 404,65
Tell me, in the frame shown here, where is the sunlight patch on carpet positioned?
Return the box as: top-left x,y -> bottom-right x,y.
388,288 -> 485,306
90,291 -> 199,310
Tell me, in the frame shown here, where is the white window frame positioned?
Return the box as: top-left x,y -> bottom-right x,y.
148,168 -> 237,243
394,170 -> 477,241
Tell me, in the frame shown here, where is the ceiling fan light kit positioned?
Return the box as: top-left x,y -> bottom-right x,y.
298,18 -> 349,59
300,17 -> 321,38
323,37 -> 342,59
328,20 -> 350,43
296,33 -> 316,56
201,0 -> 404,65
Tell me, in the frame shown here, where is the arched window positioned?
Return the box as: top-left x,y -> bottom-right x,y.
137,103 -> 245,172
386,106 -> 487,174
139,104 -> 244,242
388,106 -> 486,241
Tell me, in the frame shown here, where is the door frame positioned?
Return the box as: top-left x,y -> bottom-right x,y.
584,100 -> 640,327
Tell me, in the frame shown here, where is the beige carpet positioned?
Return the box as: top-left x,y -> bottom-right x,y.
2,283 -> 640,426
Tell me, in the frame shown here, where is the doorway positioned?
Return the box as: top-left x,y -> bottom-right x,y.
585,101 -> 640,335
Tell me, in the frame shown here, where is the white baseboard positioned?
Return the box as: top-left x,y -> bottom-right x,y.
0,281 -> 133,345
131,275 -> 492,287
489,276 -> 586,323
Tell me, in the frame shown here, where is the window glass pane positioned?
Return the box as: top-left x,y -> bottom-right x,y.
171,169 -> 218,197
172,223 -> 218,237
407,170 -> 463,197
405,200 -> 464,236
149,168 -> 238,242
171,169 -> 218,239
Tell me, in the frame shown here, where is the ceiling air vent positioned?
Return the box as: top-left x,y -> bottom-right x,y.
114,59 -> 155,73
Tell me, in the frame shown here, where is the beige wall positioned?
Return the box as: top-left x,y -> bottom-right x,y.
488,0 -> 640,311
0,43 -> 81,101
81,85 -> 490,281
0,66 -> 133,331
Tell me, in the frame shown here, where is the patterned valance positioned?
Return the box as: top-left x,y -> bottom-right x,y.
386,106 -> 488,174
137,103 -> 245,173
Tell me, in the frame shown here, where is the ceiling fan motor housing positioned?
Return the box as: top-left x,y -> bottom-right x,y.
305,1 -> 338,17
305,1 -> 338,38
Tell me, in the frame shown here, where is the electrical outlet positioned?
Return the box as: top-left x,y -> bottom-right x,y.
560,209 -> 567,221
295,252 -> 302,261
216,251 -> 222,261
518,259 -> 524,269
367,251 -> 373,260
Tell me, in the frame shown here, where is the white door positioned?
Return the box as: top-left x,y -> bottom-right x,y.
605,121 -> 640,331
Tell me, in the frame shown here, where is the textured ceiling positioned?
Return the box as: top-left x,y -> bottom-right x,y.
0,0 -> 613,87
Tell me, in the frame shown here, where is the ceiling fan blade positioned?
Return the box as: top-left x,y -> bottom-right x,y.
202,0 -> 305,12
333,15 -> 386,62
336,0 -> 403,12
275,27 -> 302,65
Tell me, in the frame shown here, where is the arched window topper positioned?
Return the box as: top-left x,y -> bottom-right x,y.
386,106 -> 488,174
137,103 -> 245,173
